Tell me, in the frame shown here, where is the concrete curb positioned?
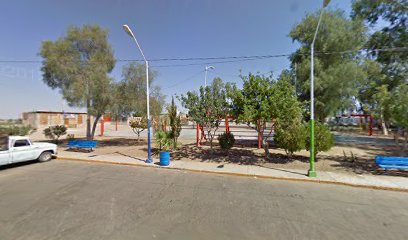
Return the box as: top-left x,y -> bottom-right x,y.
56,156 -> 408,193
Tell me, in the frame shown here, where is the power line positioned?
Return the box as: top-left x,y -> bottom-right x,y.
152,57 -> 274,68
161,70 -> 205,90
0,47 -> 406,65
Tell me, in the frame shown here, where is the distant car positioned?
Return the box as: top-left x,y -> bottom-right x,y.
0,136 -> 57,166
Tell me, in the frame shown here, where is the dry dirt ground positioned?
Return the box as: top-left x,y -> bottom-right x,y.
59,133 -> 407,178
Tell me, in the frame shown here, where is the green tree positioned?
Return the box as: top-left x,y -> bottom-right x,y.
389,83 -> 408,154
229,73 -> 302,157
373,85 -> 393,135
352,0 -> 407,87
228,73 -> 274,155
272,74 -> 306,158
116,62 -> 165,118
39,25 -> 115,139
352,0 -> 407,135
181,77 -> 229,149
290,9 -> 367,121
167,96 -> 182,148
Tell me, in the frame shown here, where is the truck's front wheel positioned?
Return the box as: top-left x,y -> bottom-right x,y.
38,151 -> 53,162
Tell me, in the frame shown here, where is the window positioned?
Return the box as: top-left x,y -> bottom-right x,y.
0,137 -> 8,151
13,140 -> 30,148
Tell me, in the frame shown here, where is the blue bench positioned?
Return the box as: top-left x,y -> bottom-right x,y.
375,156 -> 408,170
67,140 -> 97,151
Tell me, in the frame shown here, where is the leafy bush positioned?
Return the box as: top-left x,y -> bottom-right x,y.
274,123 -> 306,157
155,130 -> 173,151
218,132 -> 235,150
67,134 -> 75,140
43,125 -> 67,143
129,117 -> 148,141
0,125 -> 32,136
305,122 -> 335,158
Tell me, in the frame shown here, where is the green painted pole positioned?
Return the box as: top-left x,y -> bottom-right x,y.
308,119 -> 317,177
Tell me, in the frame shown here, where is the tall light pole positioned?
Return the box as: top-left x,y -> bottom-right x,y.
123,24 -> 153,163
204,66 -> 215,87
309,0 -> 330,177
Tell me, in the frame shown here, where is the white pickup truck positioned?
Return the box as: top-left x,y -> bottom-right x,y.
0,136 -> 57,166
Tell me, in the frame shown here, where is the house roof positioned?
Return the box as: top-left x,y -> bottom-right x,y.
25,111 -> 87,115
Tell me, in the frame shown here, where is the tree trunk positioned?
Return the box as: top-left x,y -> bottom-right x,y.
403,131 -> 408,156
90,115 -> 102,139
86,97 -> 92,139
173,137 -> 177,149
262,137 -> 270,158
86,113 -> 92,140
394,130 -> 401,147
380,112 -> 388,136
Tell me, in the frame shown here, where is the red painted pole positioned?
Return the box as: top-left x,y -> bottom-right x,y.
196,123 -> 200,147
225,116 -> 230,133
369,115 -> 373,136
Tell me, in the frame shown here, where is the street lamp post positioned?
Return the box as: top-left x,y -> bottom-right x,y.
123,24 -> 153,163
308,0 -> 330,177
204,66 -> 215,87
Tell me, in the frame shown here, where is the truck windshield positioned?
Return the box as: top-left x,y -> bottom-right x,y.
0,136 -> 8,151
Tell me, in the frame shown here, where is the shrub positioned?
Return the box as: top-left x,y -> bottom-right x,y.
67,134 -> 75,140
274,123 -> 306,158
218,132 -> 235,150
129,117 -> 148,141
43,125 -> 67,143
155,130 -> 173,151
305,122 -> 335,158
0,125 -> 32,136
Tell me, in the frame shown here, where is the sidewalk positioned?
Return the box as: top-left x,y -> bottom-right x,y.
57,151 -> 408,192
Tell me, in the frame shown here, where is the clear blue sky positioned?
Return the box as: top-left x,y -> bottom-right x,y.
0,0 -> 352,119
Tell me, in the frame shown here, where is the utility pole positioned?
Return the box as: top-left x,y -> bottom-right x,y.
308,0 -> 331,177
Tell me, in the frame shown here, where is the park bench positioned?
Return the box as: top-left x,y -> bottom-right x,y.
67,140 -> 97,152
375,156 -> 408,171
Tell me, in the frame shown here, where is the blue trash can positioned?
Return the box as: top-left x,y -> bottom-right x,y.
159,151 -> 170,166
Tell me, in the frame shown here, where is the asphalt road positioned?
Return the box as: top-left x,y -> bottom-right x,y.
0,160 -> 407,240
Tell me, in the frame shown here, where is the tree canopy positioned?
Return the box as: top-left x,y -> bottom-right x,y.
352,0 -> 407,86
180,77 -> 229,148
228,72 -> 302,156
352,0 -> 407,135
115,62 -> 165,118
290,9 -> 367,121
39,25 -> 115,139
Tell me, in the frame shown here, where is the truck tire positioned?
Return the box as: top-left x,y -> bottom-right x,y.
38,151 -> 53,162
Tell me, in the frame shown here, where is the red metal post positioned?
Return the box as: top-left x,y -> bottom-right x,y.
258,133 -> 261,149
196,123 -> 200,147
369,115 -> 373,136
225,116 -> 230,133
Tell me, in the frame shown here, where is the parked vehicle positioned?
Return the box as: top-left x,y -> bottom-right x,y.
0,136 -> 57,166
